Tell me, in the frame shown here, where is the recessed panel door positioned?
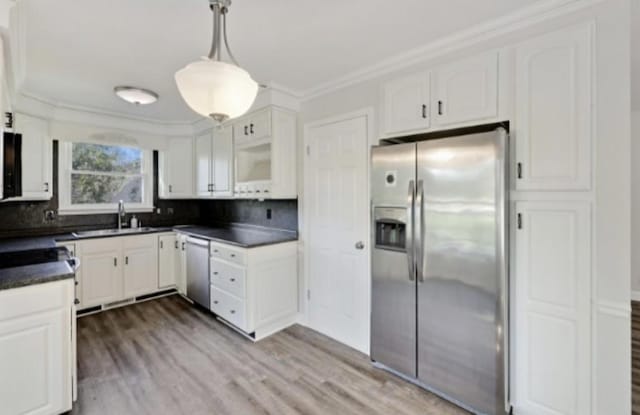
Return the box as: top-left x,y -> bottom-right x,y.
305,115 -> 369,353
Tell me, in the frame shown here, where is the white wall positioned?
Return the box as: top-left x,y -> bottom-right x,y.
298,0 -> 632,413
633,110 -> 640,296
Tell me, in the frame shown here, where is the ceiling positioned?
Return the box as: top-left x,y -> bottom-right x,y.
15,0 -> 622,123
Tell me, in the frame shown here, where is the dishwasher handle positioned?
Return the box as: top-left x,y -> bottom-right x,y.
186,237 -> 210,248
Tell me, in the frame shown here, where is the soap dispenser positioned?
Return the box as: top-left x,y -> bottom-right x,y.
130,215 -> 139,229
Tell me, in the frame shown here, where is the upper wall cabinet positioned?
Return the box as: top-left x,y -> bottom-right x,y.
13,113 -> 52,201
382,72 -> 431,136
514,23 -> 593,191
432,52 -> 498,127
380,51 -> 500,138
159,137 -> 194,199
233,107 -> 297,199
195,124 -> 233,198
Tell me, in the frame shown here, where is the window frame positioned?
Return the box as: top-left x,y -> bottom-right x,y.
58,141 -> 154,215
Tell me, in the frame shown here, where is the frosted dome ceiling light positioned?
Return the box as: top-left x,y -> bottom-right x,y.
175,0 -> 258,123
114,86 -> 159,105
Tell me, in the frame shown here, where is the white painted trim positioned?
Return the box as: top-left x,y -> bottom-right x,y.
596,300 -> 632,318
632,291 -> 640,302
302,107 -> 375,355
300,0 -> 605,102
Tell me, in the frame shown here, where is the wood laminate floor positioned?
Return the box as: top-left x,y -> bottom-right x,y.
72,295 -> 468,415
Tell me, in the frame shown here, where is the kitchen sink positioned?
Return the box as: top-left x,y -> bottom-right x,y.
72,227 -> 157,238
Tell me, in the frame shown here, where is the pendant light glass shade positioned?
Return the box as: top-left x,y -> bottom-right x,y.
175,59 -> 258,122
175,0 -> 258,122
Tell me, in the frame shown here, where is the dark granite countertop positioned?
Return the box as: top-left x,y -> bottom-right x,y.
55,226 -> 174,242
0,260 -> 74,291
174,224 -> 298,248
0,236 -> 59,255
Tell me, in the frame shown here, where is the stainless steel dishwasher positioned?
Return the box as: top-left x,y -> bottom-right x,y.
185,236 -> 210,308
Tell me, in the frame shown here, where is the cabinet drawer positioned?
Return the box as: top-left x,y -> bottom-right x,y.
210,286 -> 246,331
210,259 -> 246,299
210,243 -> 246,265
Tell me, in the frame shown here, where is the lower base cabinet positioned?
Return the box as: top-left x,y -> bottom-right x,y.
209,240 -> 298,340
0,280 -> 74,415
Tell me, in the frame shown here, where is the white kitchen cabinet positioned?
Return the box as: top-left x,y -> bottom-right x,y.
432,51 -> 498,126
13,113 -> 52,201
76,234 -> 162,309
381,72 -> 431,136
233,106 -> 297,199
194,125 -> 233,197
514,23 -> 593,191
175,233 -> 188,295
158,234 -> 177,288
513,201 -> 591,415
209,240 -> 298,340
0,280 -> 74,415
159,137 -> 193,199
79,238 -> 122,308
123,235 -> 158,298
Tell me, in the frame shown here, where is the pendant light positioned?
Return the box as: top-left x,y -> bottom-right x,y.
175,0 -> 258,123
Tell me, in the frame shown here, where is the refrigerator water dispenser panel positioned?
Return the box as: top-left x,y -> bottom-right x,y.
374,207 -> 407,251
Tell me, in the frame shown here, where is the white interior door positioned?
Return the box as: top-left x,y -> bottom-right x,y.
305,113 -> 370,353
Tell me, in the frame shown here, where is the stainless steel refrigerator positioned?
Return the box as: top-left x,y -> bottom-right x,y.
370,127 -> 509,415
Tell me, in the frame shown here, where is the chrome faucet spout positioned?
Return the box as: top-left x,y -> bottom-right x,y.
117,200 -> 126,230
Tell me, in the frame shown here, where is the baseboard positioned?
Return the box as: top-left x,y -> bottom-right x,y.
631,291 -> 640,302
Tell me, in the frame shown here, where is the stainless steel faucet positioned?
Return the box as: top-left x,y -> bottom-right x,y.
117,200 -> 126,229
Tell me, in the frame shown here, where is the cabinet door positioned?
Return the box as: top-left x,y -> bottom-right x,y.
432,51 -> 498,126
160,137 -> 193,199
514,201 -> 591,415
194,132 -> 213,197
15,113 -> 52,200
158,235 -> 176,288
61,243 -> 80,307
248,109 -> 271,140
176,234 -> 188,295
80,242 -> 122,308
0,306 -> 71,415
123,236 -> 158,298
212,125 -> 233,194
515,23 -> 593,191
382,72 -> 430,136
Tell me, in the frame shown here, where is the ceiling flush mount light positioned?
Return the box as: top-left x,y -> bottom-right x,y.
175,0 -> 258,123
114,86 -> 159,105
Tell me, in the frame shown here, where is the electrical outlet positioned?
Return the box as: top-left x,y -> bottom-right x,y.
43,210 -> 56,222
266,208 -> 272,220
168,207 -> 174,215
156,208 -> 162,214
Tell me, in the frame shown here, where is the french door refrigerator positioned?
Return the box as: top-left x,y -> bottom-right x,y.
370,128 -> 509,415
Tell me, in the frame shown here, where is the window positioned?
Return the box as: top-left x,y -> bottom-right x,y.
59,142 -> 153,214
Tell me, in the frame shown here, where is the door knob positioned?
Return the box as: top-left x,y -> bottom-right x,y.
355,241 -> 365,250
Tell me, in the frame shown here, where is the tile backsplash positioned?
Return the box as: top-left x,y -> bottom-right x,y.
0,141 -> 298,238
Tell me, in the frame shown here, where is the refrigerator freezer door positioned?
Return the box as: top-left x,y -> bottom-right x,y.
416,129 -> 508,415
370,143 -> 417,377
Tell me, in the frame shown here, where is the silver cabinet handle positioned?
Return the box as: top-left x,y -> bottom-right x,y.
44,182 -> 49,192
355,241 -> 365,250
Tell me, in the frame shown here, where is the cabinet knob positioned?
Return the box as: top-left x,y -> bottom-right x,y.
213,271 -> 219,275
230,310 -> 236,314
74,299 -> 80,305
213,300 -> 219,305
355,241 -> 365,250
230,254 -> 236,258
230,278 -> 235,282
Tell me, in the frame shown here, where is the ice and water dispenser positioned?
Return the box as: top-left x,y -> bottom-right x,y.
374,207 -> 407,252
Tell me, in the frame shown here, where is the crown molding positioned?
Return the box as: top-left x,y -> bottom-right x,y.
298,0 -> 605,102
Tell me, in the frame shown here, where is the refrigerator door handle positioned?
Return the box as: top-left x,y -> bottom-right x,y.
406,180 -> 415,281
416,179 -> 425,283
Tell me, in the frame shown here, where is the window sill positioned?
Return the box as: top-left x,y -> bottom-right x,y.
58,207 -> 155,216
